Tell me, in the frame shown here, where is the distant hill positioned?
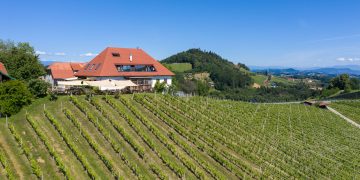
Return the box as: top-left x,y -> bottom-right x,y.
161,48 -> 252,89
252,68 -> 300,74
304,68 -> 360,75
251,66 -> 360,76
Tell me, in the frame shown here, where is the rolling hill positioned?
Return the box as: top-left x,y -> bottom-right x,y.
161,49 -> 253,89
0,94 -> 359,179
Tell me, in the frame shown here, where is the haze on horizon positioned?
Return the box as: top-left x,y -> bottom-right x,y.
1,0 -> 360,68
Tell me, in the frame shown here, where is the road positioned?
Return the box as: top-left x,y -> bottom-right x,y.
327,106 -> 360,129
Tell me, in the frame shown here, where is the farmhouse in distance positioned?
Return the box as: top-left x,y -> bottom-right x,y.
46,47 -> 174,92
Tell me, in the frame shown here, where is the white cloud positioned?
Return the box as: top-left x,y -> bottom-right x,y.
336,57 -> 360,62
35,50 -> 47,55
54,52 -> 66,56
80,52 -> 98,57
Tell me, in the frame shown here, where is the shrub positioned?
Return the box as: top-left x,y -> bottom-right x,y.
49,92 -> 58,101
28,79 -> 50,98
154,81 -> 167,93
0,80 -> 32,116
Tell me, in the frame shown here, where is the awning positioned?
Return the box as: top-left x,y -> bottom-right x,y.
57,79 -> 137,91
58,80 -> 87,86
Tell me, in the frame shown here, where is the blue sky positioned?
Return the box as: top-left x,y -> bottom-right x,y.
1,0 -> 360,67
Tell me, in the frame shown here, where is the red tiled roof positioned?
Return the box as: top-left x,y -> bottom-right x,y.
0,62 -> 8,75
70,63 -> 86,71
75,47 -> 174,77
48,62 -> 86,79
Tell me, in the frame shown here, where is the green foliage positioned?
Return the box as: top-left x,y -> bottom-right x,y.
331,101 -> 360,124
28,79 -> 50,98
44,109 -> 98,179
88,97 -> 146,159
161,48 -> 253,90
329,74 -> 350,90
0,40 -> 45,81
3,94 -> 360,179
26,115 -> 73,179
0,80 -> 32,116
321,87 -> 340,98
209,82 -> 319,102
149,164 -> 168,180
8,124 -> 42,178
49,92 -> 58,101
154,81 -> 167,93
349,78 -> 360,90
196,80 -> 210,96
0,147 -> 15,180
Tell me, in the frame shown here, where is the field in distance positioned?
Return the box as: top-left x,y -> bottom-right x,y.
0,94 -> 359,179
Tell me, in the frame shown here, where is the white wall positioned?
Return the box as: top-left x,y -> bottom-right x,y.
83,76 -> 172,88
150,76 -> 172,87
44,74 -> 54,86
94,76 -> 125,81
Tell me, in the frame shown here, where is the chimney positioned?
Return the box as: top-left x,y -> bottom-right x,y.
129,53 -> 133,62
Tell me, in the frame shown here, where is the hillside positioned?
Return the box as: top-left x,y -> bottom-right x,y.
0,94 -> 359,179
161,49 -> 253,89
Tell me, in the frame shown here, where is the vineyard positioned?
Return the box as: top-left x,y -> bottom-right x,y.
330,100 -> 360,124
0,94 -> 359,179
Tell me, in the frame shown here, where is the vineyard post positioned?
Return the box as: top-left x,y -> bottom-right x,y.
6,115 -> 8,127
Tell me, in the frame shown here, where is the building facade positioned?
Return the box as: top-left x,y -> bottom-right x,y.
75,47 -> 174,91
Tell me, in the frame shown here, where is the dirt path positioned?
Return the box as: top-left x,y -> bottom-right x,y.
0,129 -> 23,179
327,107 -> 360,129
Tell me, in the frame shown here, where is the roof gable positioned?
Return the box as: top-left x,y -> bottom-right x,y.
76,47 -> 174,77
48,62 -> 85,79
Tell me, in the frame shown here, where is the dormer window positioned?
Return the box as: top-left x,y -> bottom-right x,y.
88,64 -> 95,70
84,64 -> 91,70
94,63 -> 101,70
115,65 -> 156,72
112,52 -> 120,57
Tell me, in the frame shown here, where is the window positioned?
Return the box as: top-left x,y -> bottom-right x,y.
115,65 -> 156,72
164,78 -> 168,83
84,64 -> 91,70
94,63 -> 101,70
88,64 -> 95,70
112,52 -> 120,57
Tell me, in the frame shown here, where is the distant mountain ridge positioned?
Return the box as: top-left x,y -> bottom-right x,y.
251,65 -> 360,75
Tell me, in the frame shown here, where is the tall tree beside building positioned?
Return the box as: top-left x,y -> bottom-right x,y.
0,40 -> 45,81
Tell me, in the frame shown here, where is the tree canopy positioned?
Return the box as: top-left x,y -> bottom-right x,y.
0,80 -> 32,116
0,40 -> 45,81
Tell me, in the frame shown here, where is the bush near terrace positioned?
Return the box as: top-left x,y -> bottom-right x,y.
0,40 -> 49,116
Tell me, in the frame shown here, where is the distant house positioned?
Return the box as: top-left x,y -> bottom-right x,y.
45,62 -> 86,86
0,62 -> 13,82
75,47 -> 174,91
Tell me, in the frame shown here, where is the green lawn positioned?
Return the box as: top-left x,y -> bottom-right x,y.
163,63 -> 192,73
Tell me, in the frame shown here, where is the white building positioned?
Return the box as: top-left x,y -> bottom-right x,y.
74,47 -> 174,91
